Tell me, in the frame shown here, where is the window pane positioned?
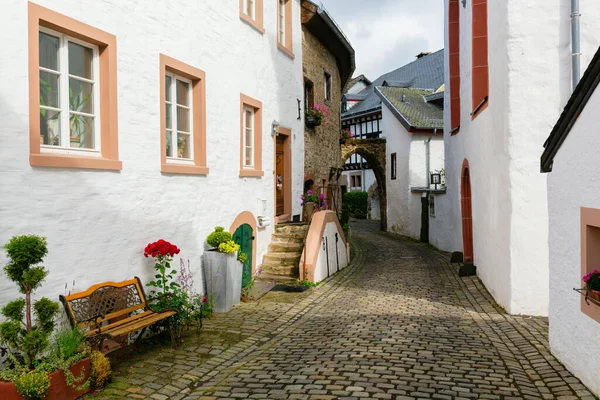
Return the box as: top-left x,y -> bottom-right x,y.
176,80 -> 190,106
177,106 -> 190,132
166,130 -> 173,157
245,146 -> 253,166
177,133 -> 191,159
245,128 -> 253,150
40,71 -> 60,108
165,76 -> 172,102
39,32 -> 59,71
68,42 -> 93,79
166,103 -> 172,129
69,114 -> 94,149
69,78 -> 94,114
40,110 -> 61,146
245,110 -> 253,129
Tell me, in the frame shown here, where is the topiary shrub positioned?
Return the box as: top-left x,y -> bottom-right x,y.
343,192 -> 368,217
1,235 -> 60,367
14,370 -> 51,400
206,227 -> 232,249
89,350 -> 111,388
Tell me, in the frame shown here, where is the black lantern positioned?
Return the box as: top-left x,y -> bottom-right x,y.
430,173 -> 441,190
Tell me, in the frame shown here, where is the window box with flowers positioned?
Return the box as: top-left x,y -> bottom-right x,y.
340,128 -> 354,144
301,190 -> 327,223
581,270 -> 600,304
306,104 -> 328,129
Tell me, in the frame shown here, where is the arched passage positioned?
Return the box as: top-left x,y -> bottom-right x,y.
461,160 -> 474,263
340,139 -> 387,231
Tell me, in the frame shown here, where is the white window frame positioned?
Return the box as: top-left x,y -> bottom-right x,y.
243,106 -> 255,168
39,26 -> 101,155
165,72 -> 194,163
324,71 -> 332,102
244,0 -> 256,19
278,0 -> 286,45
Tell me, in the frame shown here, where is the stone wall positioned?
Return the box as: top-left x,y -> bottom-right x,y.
302,26 -> 342,201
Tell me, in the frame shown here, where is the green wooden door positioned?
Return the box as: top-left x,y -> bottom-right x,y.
233,224 -> 253,287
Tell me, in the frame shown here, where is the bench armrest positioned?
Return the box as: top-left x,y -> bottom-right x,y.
81,313 -> 106,335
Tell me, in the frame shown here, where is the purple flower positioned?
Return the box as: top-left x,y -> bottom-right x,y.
319,193 -> 325,199
307,190 -> 312,195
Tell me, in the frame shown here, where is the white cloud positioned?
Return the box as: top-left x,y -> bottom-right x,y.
318,0 -> 444,79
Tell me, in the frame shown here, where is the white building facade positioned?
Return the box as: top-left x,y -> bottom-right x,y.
542,47 -> 600,396
0,1 -> 304,304
440,0 -> 600,315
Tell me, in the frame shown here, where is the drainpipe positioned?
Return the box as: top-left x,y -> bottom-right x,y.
571,0 -> 581,89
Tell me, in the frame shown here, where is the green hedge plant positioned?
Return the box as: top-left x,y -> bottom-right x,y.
0,235 -> 60,367
343,192 -> 368,216
206,227 -> 233,249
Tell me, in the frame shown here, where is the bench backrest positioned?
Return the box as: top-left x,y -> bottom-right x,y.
59,277 -> 148,330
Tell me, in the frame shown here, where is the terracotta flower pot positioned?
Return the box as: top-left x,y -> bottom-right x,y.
304,202 -> 316,223
0,358 -> 91,400
588,289 -> 600,303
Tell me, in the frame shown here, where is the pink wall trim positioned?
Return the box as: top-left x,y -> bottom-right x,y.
299,211 -> 346,282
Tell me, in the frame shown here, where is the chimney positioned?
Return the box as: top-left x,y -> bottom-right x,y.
416,52 -> 431,59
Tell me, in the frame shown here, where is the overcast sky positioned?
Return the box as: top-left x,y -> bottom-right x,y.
318,0 -> 444,80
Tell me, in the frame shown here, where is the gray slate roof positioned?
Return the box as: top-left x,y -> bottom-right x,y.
342,49 -> 444,119
376,87 -> 443,130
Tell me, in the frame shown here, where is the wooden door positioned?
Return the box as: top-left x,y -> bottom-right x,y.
276,137 -> 285,216
461,163 -> 474,262
233,224 -> 253,287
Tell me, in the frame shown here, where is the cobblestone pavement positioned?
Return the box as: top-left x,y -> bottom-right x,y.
92,220 -> 595,400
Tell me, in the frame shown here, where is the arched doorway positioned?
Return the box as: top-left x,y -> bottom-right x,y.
340,140 -> 387,231
461,160 -> 474,263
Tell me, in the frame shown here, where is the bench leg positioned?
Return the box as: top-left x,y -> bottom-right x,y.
134,327 -> 147,344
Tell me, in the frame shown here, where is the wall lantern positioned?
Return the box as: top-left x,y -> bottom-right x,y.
461,0 -> 467,8
431,173 -> 442,190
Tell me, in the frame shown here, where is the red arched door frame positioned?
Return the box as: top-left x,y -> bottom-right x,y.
461,160 -> 474,263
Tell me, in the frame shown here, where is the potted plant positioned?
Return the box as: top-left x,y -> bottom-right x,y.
0,235 -> 91,400
305,104 -> 329,128
203,227 -> 243,313
301,191 -> 327,223
340,128 -> 353,144
583,270 -> 600,302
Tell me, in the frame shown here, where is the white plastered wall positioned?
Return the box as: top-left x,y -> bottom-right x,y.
548,85 -> 600,396
313,222 -> 348,282
0,0 -> 304,307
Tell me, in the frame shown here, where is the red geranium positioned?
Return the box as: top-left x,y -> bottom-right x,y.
144,239 -> 180,258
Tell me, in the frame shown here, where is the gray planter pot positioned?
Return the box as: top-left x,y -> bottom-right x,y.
203,251 -> 243,313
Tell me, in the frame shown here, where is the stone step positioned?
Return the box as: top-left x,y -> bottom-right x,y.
268,240 -> 304,253
262,252 -> 302,266
272,232 -> 306,243
259,265 -> 299,278
257,274 -> 298,284
275,223 -> 308,235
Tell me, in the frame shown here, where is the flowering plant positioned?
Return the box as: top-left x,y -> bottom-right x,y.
583,270 -> 600,291
341,129 -> 353,140
241,267 -> 263,301
306,104 -> 329,125
300,190 -> 327,209
144,239 -> 181,296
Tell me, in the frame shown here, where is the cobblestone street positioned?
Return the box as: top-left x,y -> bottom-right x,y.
94,221 -> 595,400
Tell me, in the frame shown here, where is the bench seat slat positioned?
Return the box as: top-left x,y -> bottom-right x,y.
83,310 -> 154,336
102,311 -> 176,337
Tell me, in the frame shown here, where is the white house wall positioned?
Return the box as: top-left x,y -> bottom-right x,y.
441,0 -> 600,316
547,83 -> 600,396
0,1 -> 304,306
383,106 -> 444,239
313,222 -> 348,282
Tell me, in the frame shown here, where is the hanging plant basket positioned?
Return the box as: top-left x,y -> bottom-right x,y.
306,115 -> 322,128
339,138 -> 346,144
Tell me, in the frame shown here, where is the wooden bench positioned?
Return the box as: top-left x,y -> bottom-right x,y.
59,277 -> 176,353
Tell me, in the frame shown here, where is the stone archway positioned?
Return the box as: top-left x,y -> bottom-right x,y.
340,139 -> 387,231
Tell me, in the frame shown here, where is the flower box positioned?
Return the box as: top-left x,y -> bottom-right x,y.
0,358 -> 90,400
306,115 -> 321,128
203,251 -> 243,313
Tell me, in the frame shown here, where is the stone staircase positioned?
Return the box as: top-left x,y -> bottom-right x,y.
260,223 -> 308,280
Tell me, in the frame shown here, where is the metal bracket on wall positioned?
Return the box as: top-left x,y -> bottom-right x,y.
297,99 -> 302,120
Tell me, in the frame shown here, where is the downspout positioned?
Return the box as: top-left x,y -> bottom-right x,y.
571,0 -> 581,89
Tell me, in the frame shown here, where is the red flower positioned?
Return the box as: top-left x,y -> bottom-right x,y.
202,296 -> 208,303
144,239 -> 180,257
